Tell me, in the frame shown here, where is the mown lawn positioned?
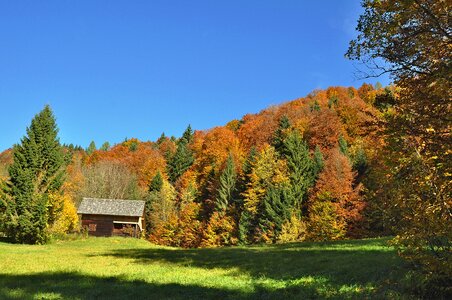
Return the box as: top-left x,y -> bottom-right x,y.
0,237 -> 411,299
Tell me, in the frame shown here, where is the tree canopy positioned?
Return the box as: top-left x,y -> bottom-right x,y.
3,105 -> 66,244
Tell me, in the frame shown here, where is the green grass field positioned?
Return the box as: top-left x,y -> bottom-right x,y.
0,237 -> 412,299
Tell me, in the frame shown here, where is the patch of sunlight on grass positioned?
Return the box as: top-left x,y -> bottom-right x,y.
5,288 -> 26,299
33,292 -> 63,300
0,236 -> 409,299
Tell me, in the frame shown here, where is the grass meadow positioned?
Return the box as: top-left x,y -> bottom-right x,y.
0,237 -> 413,299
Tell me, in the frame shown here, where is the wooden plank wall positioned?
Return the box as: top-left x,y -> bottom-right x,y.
81,214 -> 140,237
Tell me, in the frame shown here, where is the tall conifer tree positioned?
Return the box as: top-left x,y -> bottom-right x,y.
4,105 -> 65,244
260,187 -> 294,242
86,141 -> 97,155
167,142 -> 194,183
180,124 -> 194,144
149,171 -> 163,193
282,131 -> 315,209
100,141 -> 110,151
272,115 -> 291,154
167,124 -> 195,183
313,145 -> 324,177
215,154 -> 236,214
338,135 -> 348,156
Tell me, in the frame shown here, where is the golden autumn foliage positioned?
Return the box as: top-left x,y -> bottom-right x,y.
147,179 -> 177,228
201,211 -> 238,247
307,191 -> 346,241
157,137 -> 177,159
139,150 -> 167,187
192,126 -> 243,177
47,193 -> 79,235
0,149 -> 12,180
243,145 -> 289,216
174,169 -> 199,205
348,1 -> 451,294
277,213 -> 307,243
62,151 -> 85,205
149,202 -> 202,248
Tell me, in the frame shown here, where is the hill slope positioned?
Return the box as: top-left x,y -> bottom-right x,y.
0,84 -> 394,247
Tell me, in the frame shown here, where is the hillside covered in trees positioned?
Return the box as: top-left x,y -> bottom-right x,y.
0,84 -> 395,247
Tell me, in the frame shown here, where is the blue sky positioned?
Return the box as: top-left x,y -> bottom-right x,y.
0,1 -> 389,151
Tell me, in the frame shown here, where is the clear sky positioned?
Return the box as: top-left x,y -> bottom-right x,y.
0,1 -> 389,151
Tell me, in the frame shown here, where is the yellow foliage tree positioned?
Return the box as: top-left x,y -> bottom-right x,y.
243,144 -> 289,216
147,179 -> 177,231
307,192 -> 346,241
201,211 -> 238,247
277,213 -> 307,243
47,193 -> 79,235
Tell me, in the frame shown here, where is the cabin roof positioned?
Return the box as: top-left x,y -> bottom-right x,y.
77,198 -> 145,217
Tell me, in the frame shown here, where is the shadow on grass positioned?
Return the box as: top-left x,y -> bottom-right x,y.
0,236 -> 13,243
0,272 -> 324,300
99,239 -> 407,292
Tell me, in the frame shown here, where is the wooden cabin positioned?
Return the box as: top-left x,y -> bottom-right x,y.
77,198 -> 145,237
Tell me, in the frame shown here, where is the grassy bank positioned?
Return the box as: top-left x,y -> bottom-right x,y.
0,237 -> 411,299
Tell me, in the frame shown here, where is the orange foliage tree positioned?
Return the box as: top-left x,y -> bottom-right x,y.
85,139 -> 166,188
308,148 -> 363,240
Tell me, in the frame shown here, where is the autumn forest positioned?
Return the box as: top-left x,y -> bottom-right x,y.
0,0 -> 450,298
1,84 -> 392,246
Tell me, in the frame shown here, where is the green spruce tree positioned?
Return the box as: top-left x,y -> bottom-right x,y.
338,135 -> 348,156
313,145 -> 324,177
166,125 -> 195,183
260,187 -> 295,243
167,142 -> 194,184
149,171 -> 163,193
4,105 -> 66,244
0,180 -> 8,233
236,148 -> 257,244
236,147 -> 258,207
145,171 -> 164,235
328,94 -> 339,108
242,147 -> 257,177
272,115 -> 291,154
282,131 -> 316,209
100,141 -> 110,151
156,133 -> 166,145
238,210 -> 251,245
215,154 -> 237,214
128,140 -> 138,152
86,141 -> 96,155
352,147 -> 368,178
180,124 -> 194,145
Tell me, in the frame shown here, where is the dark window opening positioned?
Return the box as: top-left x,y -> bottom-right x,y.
114,223 -> 124,230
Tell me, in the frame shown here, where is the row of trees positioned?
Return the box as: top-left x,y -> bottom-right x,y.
0,83 -> 381,245
69,84 -> 377,249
